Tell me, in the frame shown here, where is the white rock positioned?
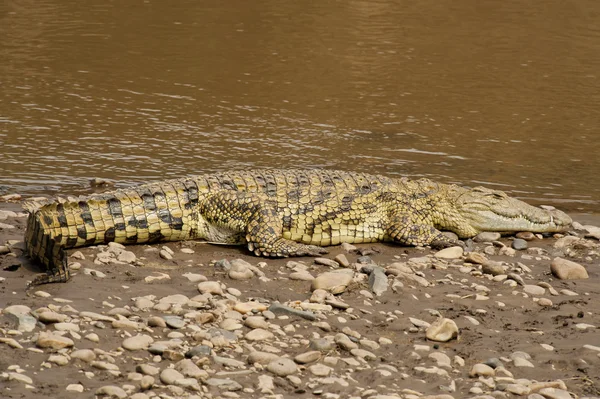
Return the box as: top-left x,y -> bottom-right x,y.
434,246 -> 463,259
426,318 -> 459,342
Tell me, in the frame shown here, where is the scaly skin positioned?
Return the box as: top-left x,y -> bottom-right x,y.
24,169 -> 572,285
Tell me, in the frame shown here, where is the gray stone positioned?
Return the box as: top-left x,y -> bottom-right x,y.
136,364 -> 160,376
163,316 -> 186,329
117,250 -> 136,263
205,378 -> 243,391
511,238 -> 528,250
368,266 -> 388,296
185,344 -> 212,358
314,257 -> 340,268
268,302 -> 317,321
247,351 -> 280,365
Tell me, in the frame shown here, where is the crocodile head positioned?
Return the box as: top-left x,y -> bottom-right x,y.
446,185 -> 572,238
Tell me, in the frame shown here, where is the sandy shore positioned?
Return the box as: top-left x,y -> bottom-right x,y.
1,200 -> 599,399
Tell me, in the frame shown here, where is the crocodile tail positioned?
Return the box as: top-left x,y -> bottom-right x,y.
25,209 -> 70,284
24,179 -> 200,284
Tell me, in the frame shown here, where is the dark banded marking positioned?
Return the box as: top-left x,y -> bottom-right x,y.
104,227 -> 116,243
108,198 -> 123,217
56,203 -> 68,227
79,201 -> 94,226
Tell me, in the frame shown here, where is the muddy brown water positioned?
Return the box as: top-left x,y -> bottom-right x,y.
1,0 -> 599,214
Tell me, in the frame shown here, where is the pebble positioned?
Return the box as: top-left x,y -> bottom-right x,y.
71,349 -> 96,362
511,238 -> 528,250
117,250 -> 136,263
551,257 -> 589,279
434,246 -> 463,259
159,368 -> 185,385
228,262 -> 254,280
269,302 -> 317,321
245,328 -> 274,341
36,332 -> 74,349
267,357 -> 297,376
197,281 -> 224,295
309,363 -> 333,376
182,273 -> 207,283
159,249 -> 173,260
314,257 -> 340,268
426,318 -> 459,342
368,266 -> 389,296
469,363 -> 495,377
66,384 -> 84,392
311,270 -> 353,294
334,254 -> 350,267
523,285 -> 545,295
294,351 -> 321,364
122,334 -> 154,351
474,232 -> 501,242
96,385 -> 127,398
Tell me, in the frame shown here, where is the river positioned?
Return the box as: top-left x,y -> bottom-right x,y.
1,0 -> 599,213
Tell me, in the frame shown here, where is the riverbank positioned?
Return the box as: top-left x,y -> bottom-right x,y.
1,200 -> 599,399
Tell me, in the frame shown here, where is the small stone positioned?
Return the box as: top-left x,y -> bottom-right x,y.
117,250 -> 136,263
314,258 -> 340,268
136,364 -> 160,376
233,301 -> 268,314
36,332 -> 74,349
267,357 -> 297,376
341,242 -> 357,252
268,302 -> 317,321
7,372 -> 33,384
537,298 -> 553,307
247,351 -> 280,365
311,270 -> 353,294
474,232 -> 501,242
516,231 -> 536,241
159,294 -> 189,305
48,354 -> 69,366
513,357 -> 535,367
245,328 -> 274,341
511,238 -> 528,250
294,351 -> 321,364
38,311 -> 68,324
551,257 -> 589,279
159,249 -> 173,260
122,334 -> 154,351
176,359 -> 208,379
434,246 -> 463,259
96,385 -> 127,398
334,254 -> 350,267
147,316 -> 167,327
163,315 -> 185,329
368,266 -> 388,296
140,375 -> 154,391
182,273 -> 207,283
71,349 -> 96,362
465,252 -> 487,265
334,333 -> 358,351
537,388 -> 572,399
144,272 -> 170,283
469,363 -> 495,377
66,384 -> 84,392
426,318 -> 459,342
523,285 -> 545,296
309,363 -> 333,376
197,281 -> 223,295
228,263 -> 254,280
159,368 -> 184,385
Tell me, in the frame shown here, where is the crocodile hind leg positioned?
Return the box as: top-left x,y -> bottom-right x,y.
199,191 -> 327,257
386,213 -> 459,249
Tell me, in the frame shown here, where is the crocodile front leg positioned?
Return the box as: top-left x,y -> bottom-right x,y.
199,191 -> 327,257
386,213 -> 459,249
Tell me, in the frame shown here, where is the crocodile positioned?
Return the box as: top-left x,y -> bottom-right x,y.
24,169 -> 572,285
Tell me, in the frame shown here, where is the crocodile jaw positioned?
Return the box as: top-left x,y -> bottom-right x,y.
454,186 -> 572,236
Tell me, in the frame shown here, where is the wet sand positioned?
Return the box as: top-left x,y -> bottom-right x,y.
1,201 -> 599,399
